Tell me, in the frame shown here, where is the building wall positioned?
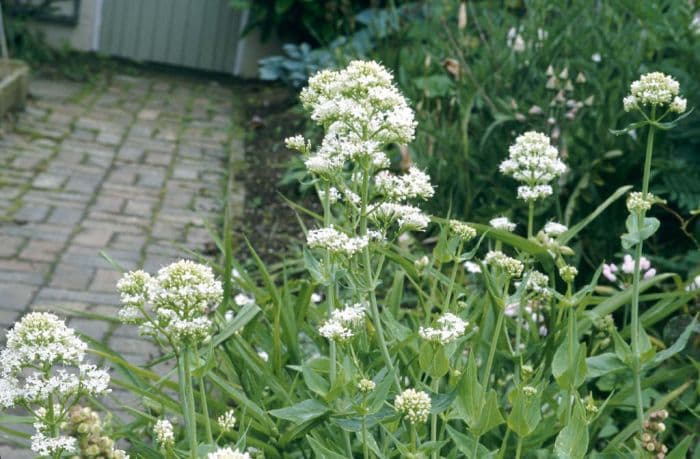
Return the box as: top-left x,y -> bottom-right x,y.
29,0 -> 278,77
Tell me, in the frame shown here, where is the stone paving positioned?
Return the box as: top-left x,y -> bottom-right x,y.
0,72 -> 244,456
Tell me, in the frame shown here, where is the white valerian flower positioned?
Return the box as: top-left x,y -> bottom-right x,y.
686,274 -> 700,292
559,265 -> 578,283
374,166 -> 434,201
307,227 -> 369,256
358,378 -> 376,393
500,131 -> 567,202
257,350 -> 269,362
505,301 -> 548,336
31,431 -> 77,456
300,60 -> 416,147
234,293 -> 255,307
521,271 -> 550,297
319,302 -> 367,342
464,261 -> 482,273
311,292 -> 323,303
449,220 -> 477,241
374,203 -> 430,231
154,419 -> 174,448
419,313 -> 469,344
490,216 -> 516,232
670,96 -> 687,114
626,191 -> 656,213
395,388 -> 432,424
284,135 -> 311,154
217,409 -> 236,432
591,53 -> 602,63
543,221 -> 568,236
117,261 -> 223,346
627,72 -> 682,110
506,26 -> 525,52
484,251 -> 524,278
207,447 -> 251,459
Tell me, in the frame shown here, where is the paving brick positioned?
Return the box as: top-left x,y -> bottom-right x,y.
0,282 -> 37,311
19,239 -> 63,262
73,227 -> 114,247
0,235 -> 25,257
90,268 -> 122,292
50,262 -> 95,290
33,173 -> 67,189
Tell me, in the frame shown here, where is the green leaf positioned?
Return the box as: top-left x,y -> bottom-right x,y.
269,399 -> 329,424
474,390 -> 506,437
302,359 -> 329,398
609,120 -> 648,136
306,435 -> 347,459
612,328 -> 634,366
554,400 -> 589,459
646,319 -> 698,369
665,434 -> 694,459
446,425 -> 496,458
303,248 -> 330,285
456,353 -> 484,428
429,390 -> 457,415
552,335 -> 588,389
585,353 -> 626,379
507,385 -> 542,438
420,342 -> 450,379
621,215 -> 660,250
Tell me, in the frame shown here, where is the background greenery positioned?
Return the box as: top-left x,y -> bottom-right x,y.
269,0 -> 700,280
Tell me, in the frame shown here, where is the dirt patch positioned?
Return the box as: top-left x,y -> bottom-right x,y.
235,83 -> 319,262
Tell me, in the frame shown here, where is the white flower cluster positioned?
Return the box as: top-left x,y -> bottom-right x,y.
373,203 -> 430,231
449,220 -> 477,241
624,72 -> 686,113
154,419 -> 174,448
0,313 -> 111,456
499,131 -> 567,201
307,227 -> 369,256
319,302 -> 367,341
395,388 -> 432,424
374,166 -> 434,201
358,378 -> 376,393
284,134 -> 311,154
603,254 -> 656,286
116,260 -> 223,345
218,409 -> 236,432
518,270 -> 550,298
543,221 -> 568,236
626,191 -> 656,213
419,313 -> 469,344
490,216 -> 516,232
686,274 -> 700,292
207,447 -> 251,459
484,250 -> 524,278
300,61 -> 416,145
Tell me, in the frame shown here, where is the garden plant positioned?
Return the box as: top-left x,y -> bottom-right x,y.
0,59 -> 698,458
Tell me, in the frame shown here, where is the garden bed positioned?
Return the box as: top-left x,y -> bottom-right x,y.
0,59 -> 28,116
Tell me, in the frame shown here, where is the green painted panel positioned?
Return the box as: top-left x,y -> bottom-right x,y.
99,0 -> 244,73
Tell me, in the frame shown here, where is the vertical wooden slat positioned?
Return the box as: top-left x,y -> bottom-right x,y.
167,0 -> 189,64
222,4 -> 242,73
97,0 -> 245,73
197,0 -> 218,70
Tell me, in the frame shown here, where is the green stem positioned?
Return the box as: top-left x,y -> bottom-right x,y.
199,376 -> 213,444
410,424 -> 418,453
323,183 -> 337,388
515,436 -> 523,459
360,166 -> 400,389
498,427 -> 511,459
431,377 -> 439,459
630,116 -> 656,434
566,302 -> 575,425
180,348 -> 198,458
527,201 -> 534,239
472,434 -> 481,459
482,301 -> 505,385
362,410 -> 370,459
442,241 -> 464,311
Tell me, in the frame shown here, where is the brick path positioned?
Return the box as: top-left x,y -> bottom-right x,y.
0,72 -> 244,456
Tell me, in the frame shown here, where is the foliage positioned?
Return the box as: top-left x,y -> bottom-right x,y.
1,59 -> 698,459
377,0 -> 700,279
230,0 -> 383,46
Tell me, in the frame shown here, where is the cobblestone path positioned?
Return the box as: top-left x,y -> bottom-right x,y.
0,73 -> 244,455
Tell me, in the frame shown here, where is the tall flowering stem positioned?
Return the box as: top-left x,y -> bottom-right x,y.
620,72 -> 687,434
